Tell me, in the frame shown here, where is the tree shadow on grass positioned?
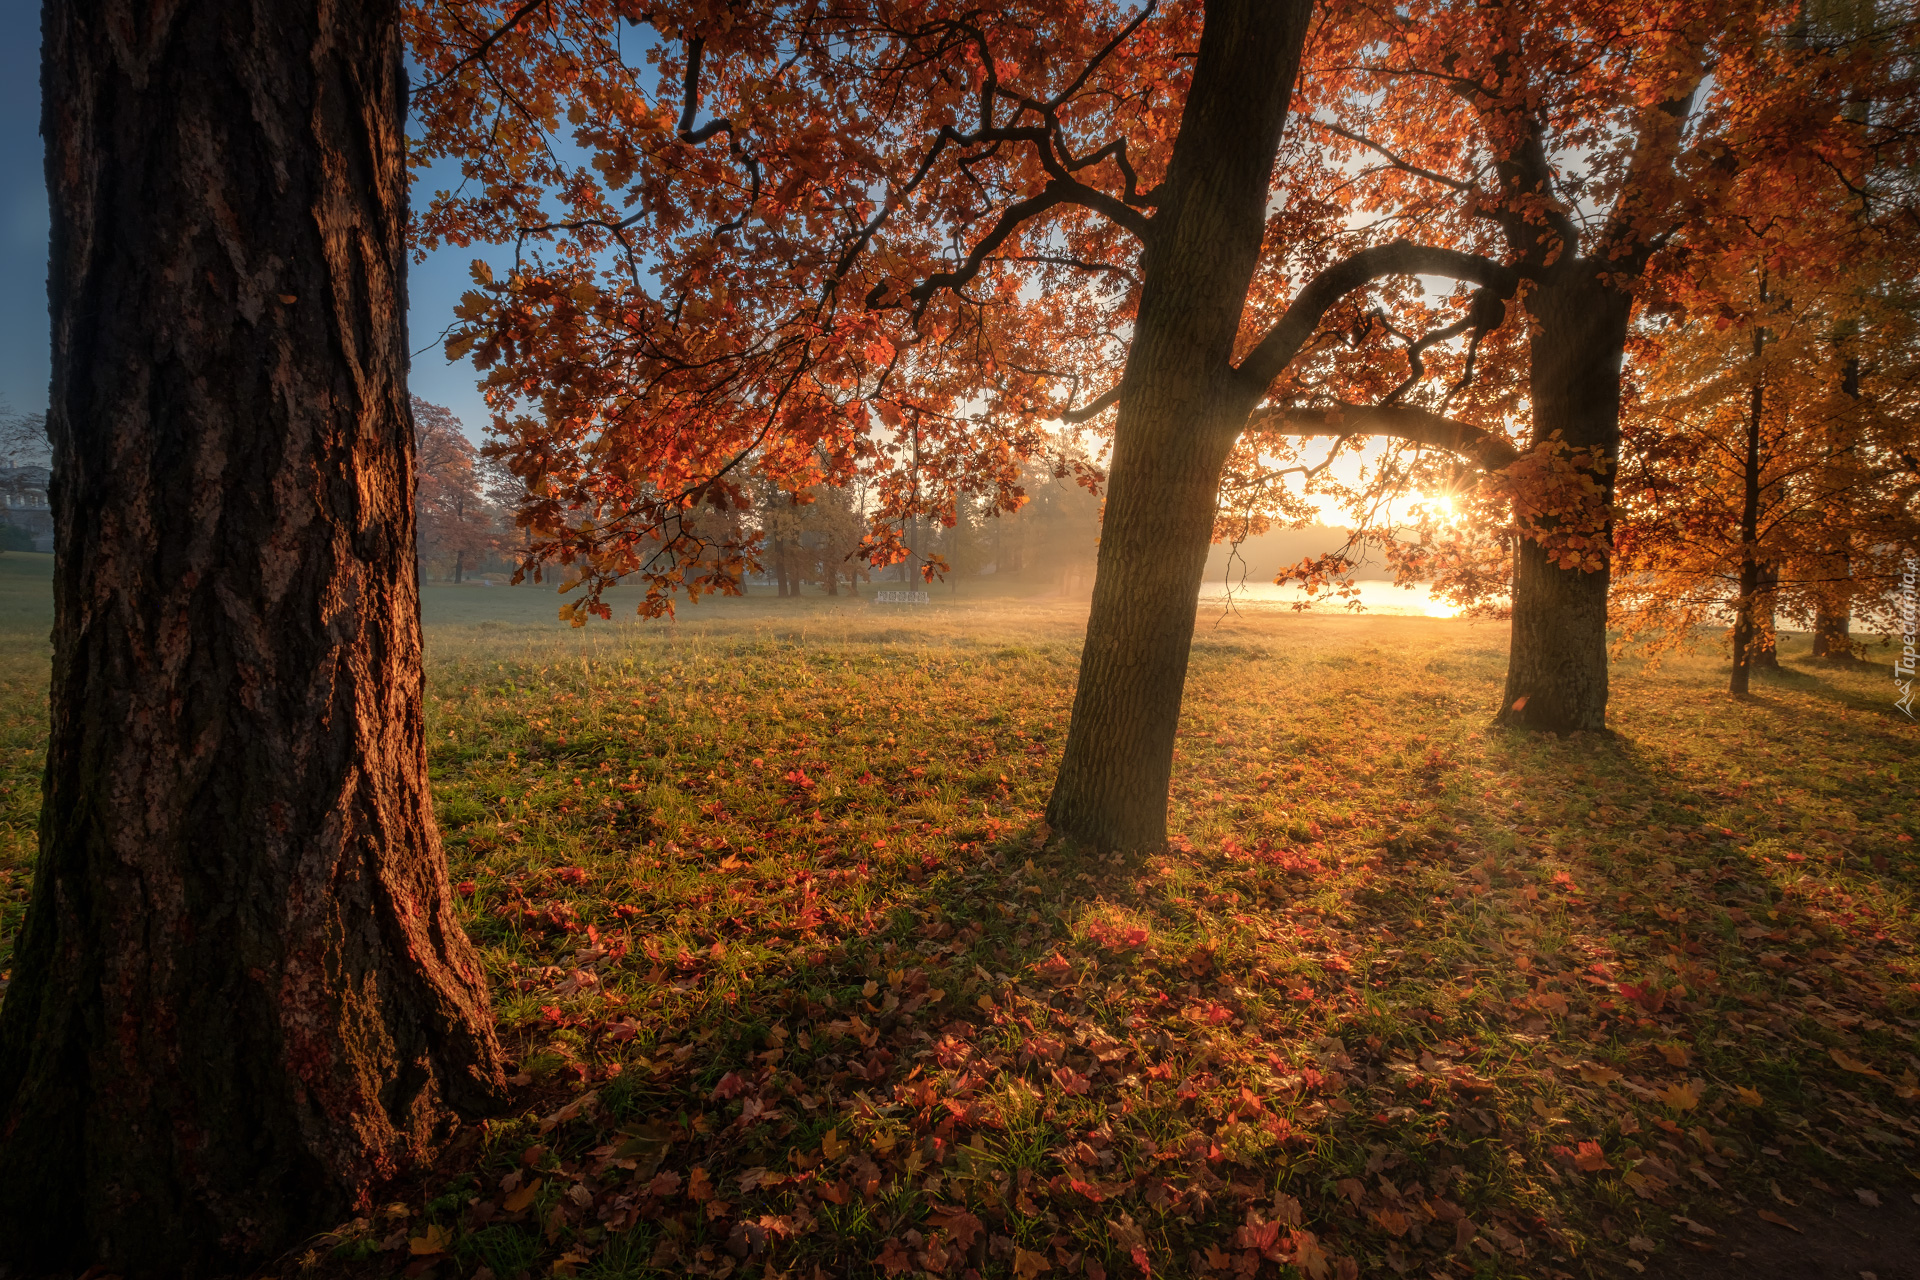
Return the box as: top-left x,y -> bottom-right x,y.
285,628 -> 1918,1280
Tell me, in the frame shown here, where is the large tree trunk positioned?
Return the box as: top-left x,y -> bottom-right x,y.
1812,595 -> 1853,659
1046,0 -> 1310,850
0,3 -> 507,1273
1496,266 -> 1630,733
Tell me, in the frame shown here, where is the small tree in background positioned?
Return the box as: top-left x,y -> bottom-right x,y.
413,397 -> 500,582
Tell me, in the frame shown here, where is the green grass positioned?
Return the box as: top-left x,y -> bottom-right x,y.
1,566 -> 1916,1279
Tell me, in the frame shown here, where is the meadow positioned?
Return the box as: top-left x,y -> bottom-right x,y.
1,552 -> 1916,1279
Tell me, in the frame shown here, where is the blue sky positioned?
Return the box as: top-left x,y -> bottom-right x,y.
0,9 -> 500,438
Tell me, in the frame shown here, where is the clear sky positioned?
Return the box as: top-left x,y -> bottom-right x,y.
0,10 -> 502,439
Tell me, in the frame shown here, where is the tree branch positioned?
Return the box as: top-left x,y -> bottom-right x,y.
418,0 -> 554,94
1059,383 -> 1123,423
871,179 -> 1147,314
1312,118 -> 1477,193
1258,403 -> 1522,472
1233,240 -> 1519,395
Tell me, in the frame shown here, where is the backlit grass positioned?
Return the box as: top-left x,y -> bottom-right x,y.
1,575 -> 1915,1278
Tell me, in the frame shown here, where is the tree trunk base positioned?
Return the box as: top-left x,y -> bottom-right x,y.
1495,541 -> 1611,733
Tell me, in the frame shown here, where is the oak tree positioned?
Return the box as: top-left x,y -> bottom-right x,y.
408,0 -> 1535,849
0,1 -> 505,1271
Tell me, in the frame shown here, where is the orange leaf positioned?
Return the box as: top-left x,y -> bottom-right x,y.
1829,1048 -> 1881,1077
503,1178 -> 541,1212
1655,1082 -> 1699,1111
1013,1247 -> 1053,1278
1655,1043 -> 1691,1067
408,1223 -> 451,1255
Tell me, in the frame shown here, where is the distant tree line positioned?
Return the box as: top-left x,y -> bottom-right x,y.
750,453 -> 1101,599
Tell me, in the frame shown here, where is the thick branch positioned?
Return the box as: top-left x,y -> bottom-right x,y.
1262,403 -> 1521,472
1059,383 -> 1123,423
1234,240 -> 1519,394
678,37 -> 731,144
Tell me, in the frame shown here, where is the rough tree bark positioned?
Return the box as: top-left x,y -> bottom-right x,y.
0,1 -> 507,1273
1495,264 -> 1632,732
1046,0 -> 1311,850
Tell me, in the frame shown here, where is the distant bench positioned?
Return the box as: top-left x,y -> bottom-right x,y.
872,590 -> 930,605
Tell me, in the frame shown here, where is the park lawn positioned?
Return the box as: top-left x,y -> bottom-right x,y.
1,575 -> 1917,1279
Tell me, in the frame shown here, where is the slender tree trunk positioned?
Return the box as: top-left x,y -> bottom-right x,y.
1731,324 -> 1767,696
1813,355 -> 1859,661
1753,562 -> 1781,668
1496,266 -> 1630,733
1047,0 -> 1311,850
0,4 -> 506,1273
454,547 -> 465,583
1729,319 -> 1769,693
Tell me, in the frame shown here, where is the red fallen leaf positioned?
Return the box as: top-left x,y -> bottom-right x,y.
1509,696 -> 1529,712
1573,1141 -> 1611,1172
711,1071 -> 751,1099
1233,1216 -> 1282,1258
875,1237 -> 913,1277
646,1169 -> 682,1198
928,1206 -> 984,1251
1757,1209 -> 1802,1233
1087,920 -> 1149,951
1052,1066 -> 1092,1096
1032,952 -> 1073,982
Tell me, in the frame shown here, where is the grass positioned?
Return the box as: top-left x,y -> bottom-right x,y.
1,561 -> 1916,1279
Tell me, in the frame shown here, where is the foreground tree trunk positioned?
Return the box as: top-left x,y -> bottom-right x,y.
0,2 -> 506,1273
1047,0 -> 1310,850
1496,266 -> 1631,733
